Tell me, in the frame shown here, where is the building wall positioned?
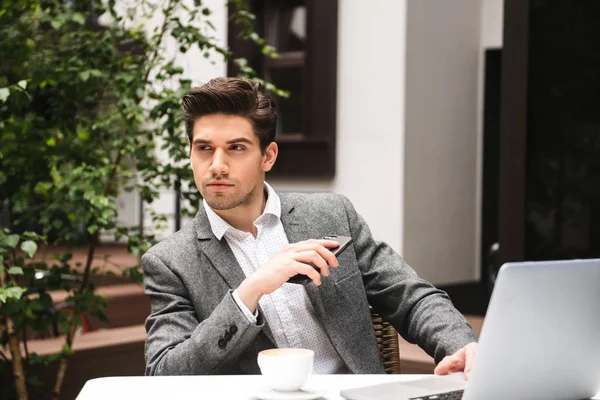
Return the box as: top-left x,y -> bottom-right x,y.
403,0 -> 482,285
270,0 -> 407,257
481,0 -> 504,49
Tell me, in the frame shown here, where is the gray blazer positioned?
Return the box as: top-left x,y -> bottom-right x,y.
142,192 -> 477,375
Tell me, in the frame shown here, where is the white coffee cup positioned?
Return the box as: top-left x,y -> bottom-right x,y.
257,348 -> 314,392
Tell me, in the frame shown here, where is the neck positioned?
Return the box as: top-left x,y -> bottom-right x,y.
213,183 -> 267,236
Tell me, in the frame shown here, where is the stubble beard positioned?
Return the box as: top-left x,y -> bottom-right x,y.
204,183 -> 257,211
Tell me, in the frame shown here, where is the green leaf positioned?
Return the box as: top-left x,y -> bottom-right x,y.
0,88 -> 9,102
17,80 -> 27,90
8,266 -> 24,275
72,13 -> 85,25
46,137 -> 56,147
0,286 -> 26,303
61,343 -> 74,355
79,70 -> 90,82
77,130 -> 90,141
3,234 -> 19,249
21,240 -> 38,258
87,225 -> 98,235
50,19 -> 62,30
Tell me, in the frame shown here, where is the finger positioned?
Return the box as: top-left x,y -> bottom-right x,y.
314,239 -> 341,250
464,344 -> 477,380
307,242 -> 340,267
448,348 -> 467,373
295,239 -> 341,253
295,250 -> 330,277
434,351 -> 465,375
448,355 -> 464,373
293,261 -> 322,285
434,356 -> 452,375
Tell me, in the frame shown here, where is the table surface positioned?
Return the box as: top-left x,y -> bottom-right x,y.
76,374 -> 426,399
76,373 -> 600,400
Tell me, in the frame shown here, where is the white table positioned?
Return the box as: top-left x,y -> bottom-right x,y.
76,374 -> 424,400
76,374 -> 600,400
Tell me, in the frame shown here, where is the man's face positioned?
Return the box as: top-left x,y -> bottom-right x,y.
190,114 -> 276,211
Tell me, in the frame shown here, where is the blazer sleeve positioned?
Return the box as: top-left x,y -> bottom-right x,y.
339,195 -> 478,363
142,251 -> 265,375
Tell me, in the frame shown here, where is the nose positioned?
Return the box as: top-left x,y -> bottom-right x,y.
208,148 -> 229,176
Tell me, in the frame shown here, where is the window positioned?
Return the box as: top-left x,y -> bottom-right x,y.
228,0 -> 338,178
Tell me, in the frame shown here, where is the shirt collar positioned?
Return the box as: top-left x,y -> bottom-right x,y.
203,181 -> 281,240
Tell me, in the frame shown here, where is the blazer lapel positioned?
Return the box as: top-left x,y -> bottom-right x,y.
194,207 -> 245,289
194,206 -> 276,345
279,194 -> 355,371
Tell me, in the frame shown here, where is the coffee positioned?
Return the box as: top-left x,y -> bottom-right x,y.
259,348 -> 312,357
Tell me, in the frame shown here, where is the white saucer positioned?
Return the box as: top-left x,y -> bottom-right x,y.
253,386 -> 326,400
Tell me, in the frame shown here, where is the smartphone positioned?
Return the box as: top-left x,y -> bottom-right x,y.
287,235 -> 353,285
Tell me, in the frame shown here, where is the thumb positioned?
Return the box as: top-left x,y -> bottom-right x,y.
434,356 -> 452,375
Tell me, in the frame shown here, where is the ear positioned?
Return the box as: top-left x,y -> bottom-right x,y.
262,142 -> 278,172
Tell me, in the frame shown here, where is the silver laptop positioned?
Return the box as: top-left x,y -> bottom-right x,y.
341,258 -> 600,400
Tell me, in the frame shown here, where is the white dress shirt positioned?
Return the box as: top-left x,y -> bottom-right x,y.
203,182 -> 347,374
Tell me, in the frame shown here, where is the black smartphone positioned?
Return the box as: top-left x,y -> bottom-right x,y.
287,235 -> 353,285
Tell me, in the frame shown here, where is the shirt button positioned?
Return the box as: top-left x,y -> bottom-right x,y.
224,331 -> 232,341
218,338 -> 226,348
230,325 -> 238,334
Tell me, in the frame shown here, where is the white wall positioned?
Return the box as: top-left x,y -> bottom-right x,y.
271,0 -> 407,255
481,0 -> 504,48
403,0 -> 482,285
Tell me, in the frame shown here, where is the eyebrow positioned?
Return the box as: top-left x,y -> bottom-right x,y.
192,137 -> 255,146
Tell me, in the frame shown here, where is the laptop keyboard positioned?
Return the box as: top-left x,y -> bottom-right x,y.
409,389 -> 464,400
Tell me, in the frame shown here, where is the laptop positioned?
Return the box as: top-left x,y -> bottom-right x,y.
341,258 -> 600,400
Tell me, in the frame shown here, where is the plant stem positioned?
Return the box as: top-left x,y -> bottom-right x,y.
49,310 -> 77,400
52,235 -> 97,399
50,358 -> 68,400
6,316 -> 28,400
0,245 -> 27,400
79,236 -> 96,293
0,268 -> 28,399
21,326 -> 29,361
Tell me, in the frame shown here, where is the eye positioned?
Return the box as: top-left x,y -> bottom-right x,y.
196,145 -> 212,151
230,144 -> 246,151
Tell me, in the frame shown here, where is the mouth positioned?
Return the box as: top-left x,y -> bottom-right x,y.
206,182 -> 234,191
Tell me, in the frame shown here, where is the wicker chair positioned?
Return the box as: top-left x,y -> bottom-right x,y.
370,307 -> 402,374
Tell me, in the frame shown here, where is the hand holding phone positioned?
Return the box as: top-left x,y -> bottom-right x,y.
287,235 -> 353,284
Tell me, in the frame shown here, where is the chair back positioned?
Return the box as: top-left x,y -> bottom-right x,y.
370,308 -> 401,374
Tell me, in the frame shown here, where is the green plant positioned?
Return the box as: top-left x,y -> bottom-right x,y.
0,0 -> 283,398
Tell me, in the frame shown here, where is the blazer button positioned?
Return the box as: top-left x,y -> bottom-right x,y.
218,338 -> 226,348
224,331 -> 232,341
229,325 -> 238,334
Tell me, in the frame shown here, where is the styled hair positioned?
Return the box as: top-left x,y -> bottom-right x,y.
182,77 -> 277,153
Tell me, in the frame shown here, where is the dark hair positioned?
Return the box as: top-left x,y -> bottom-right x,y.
182,77 -> 277,153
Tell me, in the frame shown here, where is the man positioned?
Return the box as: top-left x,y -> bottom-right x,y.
142,77 -> 478,377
